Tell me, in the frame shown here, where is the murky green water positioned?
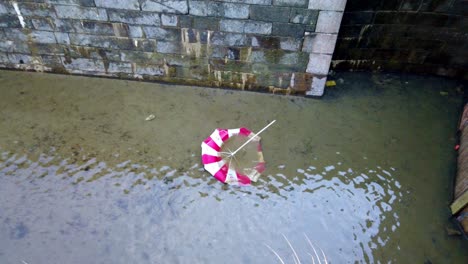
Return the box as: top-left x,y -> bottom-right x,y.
0,70 -> 466,263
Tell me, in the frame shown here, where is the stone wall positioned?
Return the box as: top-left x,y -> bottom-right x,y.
0,0 -> 347,96
332,0 -> 467,80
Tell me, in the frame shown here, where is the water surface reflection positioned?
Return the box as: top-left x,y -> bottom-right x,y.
0,70 -> 466,263
0,148 -> 403,263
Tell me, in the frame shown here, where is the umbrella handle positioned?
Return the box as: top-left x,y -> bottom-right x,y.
230,120 -> 276,156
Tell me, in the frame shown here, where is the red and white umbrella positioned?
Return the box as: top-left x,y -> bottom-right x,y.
201,120 -> 276,185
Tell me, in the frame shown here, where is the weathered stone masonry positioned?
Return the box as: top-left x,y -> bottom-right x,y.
0,0 -> 346,96
333,0 -> 467,80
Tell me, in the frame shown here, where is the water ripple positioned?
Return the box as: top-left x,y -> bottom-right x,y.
0,147 -> 404,263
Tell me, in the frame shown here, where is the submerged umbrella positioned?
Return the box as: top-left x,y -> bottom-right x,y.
201,120 -> 276,185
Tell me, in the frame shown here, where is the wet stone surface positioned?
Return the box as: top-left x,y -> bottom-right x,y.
0,70 -> 467,263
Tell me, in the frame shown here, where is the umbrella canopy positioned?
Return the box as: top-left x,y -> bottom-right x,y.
201,121 -> 275,185
201,128 -> 264,185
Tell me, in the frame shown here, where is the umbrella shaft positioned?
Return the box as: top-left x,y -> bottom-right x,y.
231,120 -> 276,156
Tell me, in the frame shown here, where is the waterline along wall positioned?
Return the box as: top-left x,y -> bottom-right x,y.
0,0 -> 347,96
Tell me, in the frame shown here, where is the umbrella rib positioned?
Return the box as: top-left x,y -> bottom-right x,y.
225,147 -> 241,167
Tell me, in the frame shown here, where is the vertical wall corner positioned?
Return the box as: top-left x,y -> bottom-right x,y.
305,0 -> 347,96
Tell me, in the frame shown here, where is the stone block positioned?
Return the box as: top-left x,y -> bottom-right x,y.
69,33 -> 153,51
316,11 -> 343,33
0,2 -> 11,14
32,18 -> 55,31
193,16 -> 219,31
70,33 -> 110,48
45,0 -> 96,7
156,41 -> 181,54
29,30 -> 58,44
302,33 -> 338,54
62,58 -> 105,72
250,5 -> 290,22
3,28 -> 28,41
211,59 -> 251,72
143,27 -> 180,41
308,0 -> 347,11
77,21 -> 114,35
189,1 -> 249,19
108,62 -> 133,73
134,39 -> 158,52
95,0 -> 139,10
121,50 -> 151,63
260,49 -> 284,64
272,23 -> 304,37
18,3 -> 55,17
179,16 -> 192,28
122,51 -> 173,64
304,24 -> 316,32
251,63 -> 268,74
219,19 -> 244,33
290,8 -> 318,25
306,53 -> 332,75
251,36 -> 280,49
244,21 -> 272,34
161,14 -> 178,27
250,50 -> 265,62
165,54 -> 186,66
0,15 -> 22,28
34,43 -> 65,55
280,38 -> 301,51
55,6 -> 108,21
65,46 -> 121,61
220,19 -> 272,35
80,0 -> 97,7
273,0 -> 307,8
216,0 -> 271,4
223,3 -> 250,19
400,0 -> 423,11
112,23 -> 129,37
128,26 -> 143,38
40,55 -> 63,68
141,0 -> 188,14
210,46 -> 228,58
211,32 -> 248,46
55,32 -> 70,45
0,39 -> 30,53
188,1 -> 207,16
279,52 -> 299,65
53,18 -> 75,32
306,76 -> 327,96
181,28 -> 210,44
7,53 -> 34,65
108,10 -> 160,25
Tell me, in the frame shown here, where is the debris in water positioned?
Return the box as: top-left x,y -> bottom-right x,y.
326,80 -> 336,87
440,91 -> 449,96
145,114 -> 156,121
